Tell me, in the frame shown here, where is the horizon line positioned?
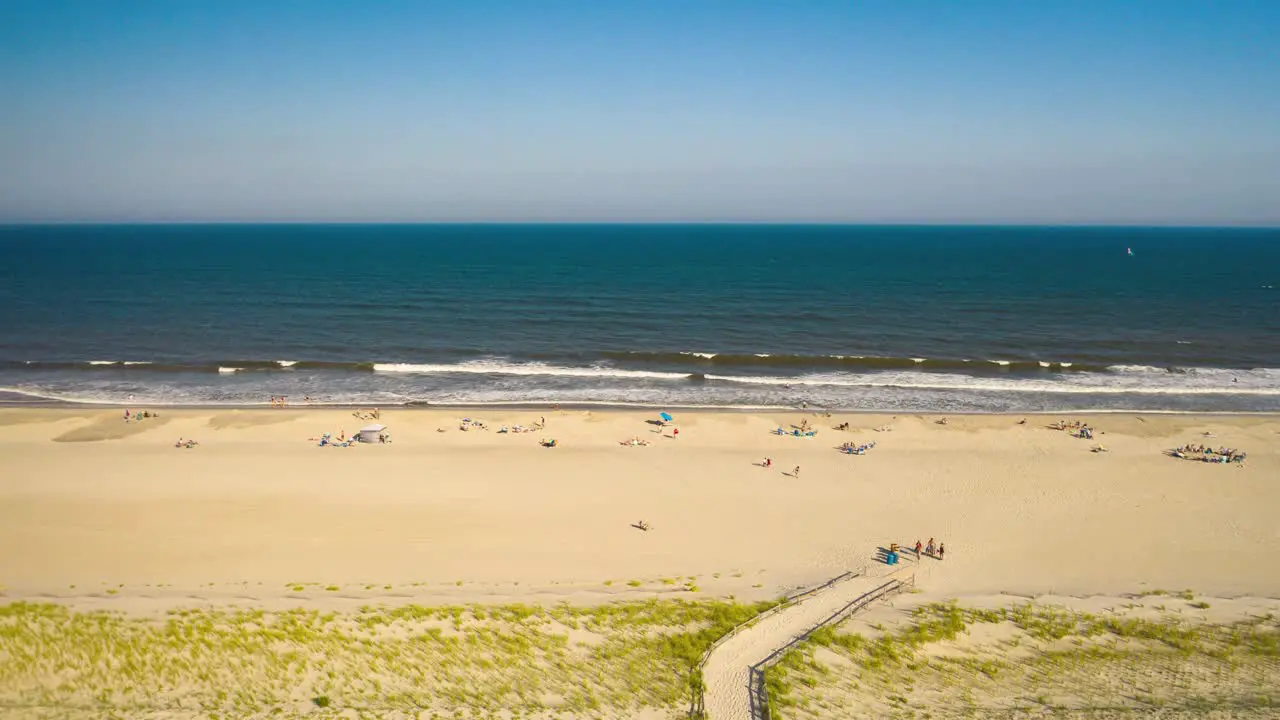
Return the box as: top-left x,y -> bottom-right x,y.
2,220 -> 1278,230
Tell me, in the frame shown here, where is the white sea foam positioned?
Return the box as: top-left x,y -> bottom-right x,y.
703,367 -> 1280,395
218,367 -> 242,374
373,360 -> 688,381
912,358 -> 926,363
276,360 -> 298,367
992,360 -> 1012,366
1109,365 -> 1168,373
122,361 -> 151,366
682,352 -> 717,359
0,387 -> 122,405
1038,361 -> 1051,368
88,360 -> 116,365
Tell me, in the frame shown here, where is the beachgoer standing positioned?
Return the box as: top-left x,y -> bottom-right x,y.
938,543 -> 946,561
926,538 -> 935,556
673,427 -> 679,438
914,540 -> 923,558
765,458 -> 772,468
793,465 -> 800,478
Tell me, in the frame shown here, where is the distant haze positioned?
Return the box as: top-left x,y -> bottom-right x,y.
2,1 -> 1278,225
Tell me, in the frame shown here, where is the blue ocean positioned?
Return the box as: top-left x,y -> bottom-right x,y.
1,224 -> 1277,412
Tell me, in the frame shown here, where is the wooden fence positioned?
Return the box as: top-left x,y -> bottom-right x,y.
686,569 -> 861,718
747,568 -> 915,720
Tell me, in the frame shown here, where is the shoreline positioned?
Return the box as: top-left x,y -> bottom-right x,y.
4,397 -> 1280,417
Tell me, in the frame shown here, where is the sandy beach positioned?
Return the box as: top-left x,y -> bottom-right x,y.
2,407 -> 1277,604
1,407 -> 1278,717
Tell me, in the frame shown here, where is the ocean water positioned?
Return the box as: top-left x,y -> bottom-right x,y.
1,224 -> 1278,412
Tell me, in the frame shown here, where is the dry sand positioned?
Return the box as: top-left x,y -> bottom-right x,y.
2,408 -> 1277,610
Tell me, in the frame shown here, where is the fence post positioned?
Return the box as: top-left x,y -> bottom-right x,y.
747,577 -> 912,720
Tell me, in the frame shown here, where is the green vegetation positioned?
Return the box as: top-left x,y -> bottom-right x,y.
0,597 -> 779,718
765,601 -> 1280,719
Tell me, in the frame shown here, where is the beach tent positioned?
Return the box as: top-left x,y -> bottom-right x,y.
358,424 -> 386,443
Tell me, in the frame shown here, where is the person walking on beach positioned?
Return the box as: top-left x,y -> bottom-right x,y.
764,457 -> 772,468
793,465 -> 800,478
926,538 -> 936,557
938,543 -> 946,561
914,539 -> 923,558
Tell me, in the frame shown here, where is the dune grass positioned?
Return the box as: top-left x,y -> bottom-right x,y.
765,601 -> 1280,719
0,597 -> 778,718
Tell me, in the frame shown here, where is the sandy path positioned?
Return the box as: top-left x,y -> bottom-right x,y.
702,571 -> 908,720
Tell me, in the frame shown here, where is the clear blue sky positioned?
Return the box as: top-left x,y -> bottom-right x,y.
2,0 -> 1277,224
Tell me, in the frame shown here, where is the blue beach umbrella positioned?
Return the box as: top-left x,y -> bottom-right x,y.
659,412 -> 673,423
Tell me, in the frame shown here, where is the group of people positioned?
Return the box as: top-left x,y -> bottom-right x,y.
1170,444 -> 1247,464
775,427 -> 819,438
1050,419 -> 1096,440
269,396 -> 288,408
316,431 -> 355,447
462,417 -> 546,433
497,424 -> 539,434
173,437 -> 198,449
915,538 -> 946,561
839,440 -> 877,455
122,409 -> 157,423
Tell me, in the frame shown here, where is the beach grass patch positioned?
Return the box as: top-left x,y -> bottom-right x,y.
763,599 -> 1280,719
0,596 -> 779,718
